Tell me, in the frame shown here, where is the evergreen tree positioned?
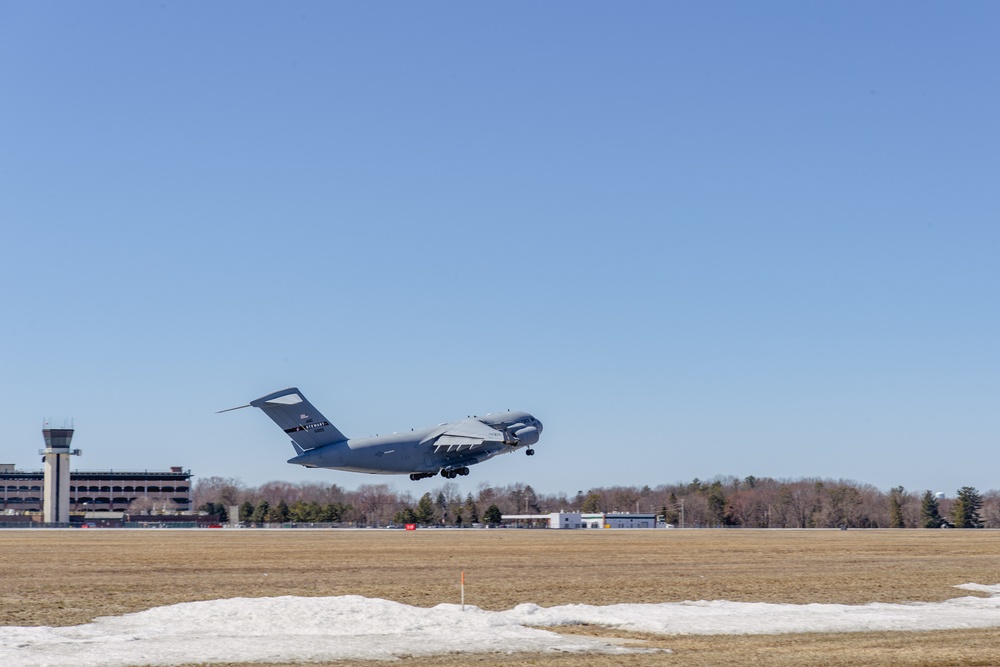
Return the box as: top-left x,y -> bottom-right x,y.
706,482 -> 727,526
250,500 -> 270,524
951,486 -> 983,528
395,507 -> 418,524
580,492 -> 602,513
663,492 -> 680,525
239,501 -> 255,523
465,494 -> 480,524
888,486 -> 906,528
920,491 -> 943,528
454,510 -> 463,527
436,492 -> 448,524
319,502 -> 343,523
339,503 -> 359,524
289,500 -> 309,523
267,500 -> 290,523
483,504 -> 503,526
415,493 -> 436,525
524,485 -> 540,513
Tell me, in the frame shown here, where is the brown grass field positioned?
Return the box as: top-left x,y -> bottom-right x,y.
3,528 -> 1000,666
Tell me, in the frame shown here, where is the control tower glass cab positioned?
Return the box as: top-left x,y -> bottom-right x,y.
43,428 -> 75,450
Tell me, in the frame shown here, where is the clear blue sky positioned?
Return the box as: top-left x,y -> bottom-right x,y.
2,3 -> 997,498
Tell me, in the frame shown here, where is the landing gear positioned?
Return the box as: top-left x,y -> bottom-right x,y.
526,448 -> 535,456
409,471 -> 438,481
440,466 -> 470,479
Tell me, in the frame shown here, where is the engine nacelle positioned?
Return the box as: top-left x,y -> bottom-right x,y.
514,426 -> 539,447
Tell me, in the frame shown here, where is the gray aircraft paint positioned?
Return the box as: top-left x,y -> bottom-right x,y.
225,387 -> 542,480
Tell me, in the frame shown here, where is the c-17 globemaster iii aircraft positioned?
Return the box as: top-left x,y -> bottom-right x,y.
221,387 -> 543,480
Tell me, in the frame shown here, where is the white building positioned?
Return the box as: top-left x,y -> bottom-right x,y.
500,512 -> 660,529
581,513 -> 657,529
549,512 -> 583,529
500,512 -> 583,528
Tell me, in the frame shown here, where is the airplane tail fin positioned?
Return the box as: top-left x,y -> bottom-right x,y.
249,388 -> 348,452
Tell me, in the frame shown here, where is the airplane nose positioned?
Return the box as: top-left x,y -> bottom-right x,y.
536,420 -> 543,434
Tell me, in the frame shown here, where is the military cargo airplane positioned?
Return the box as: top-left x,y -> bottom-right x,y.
221,387 -> 542,480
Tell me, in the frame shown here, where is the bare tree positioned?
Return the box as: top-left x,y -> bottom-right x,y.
355,484 -> 398,526
183,474 -> 1000,531
192,476 -> 244,508
980,491 -> 1000,528
126,497 -> 156,515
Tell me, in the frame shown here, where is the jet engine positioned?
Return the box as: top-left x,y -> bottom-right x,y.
513,425 -> 539,447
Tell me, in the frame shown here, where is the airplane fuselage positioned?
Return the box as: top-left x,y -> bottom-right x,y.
231,388 -> 542,481
288,411 -> 539,474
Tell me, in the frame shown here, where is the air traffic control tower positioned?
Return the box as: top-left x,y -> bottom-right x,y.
40,424 -> 81,523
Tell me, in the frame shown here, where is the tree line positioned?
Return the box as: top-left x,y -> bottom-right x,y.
191,475 -> 995,528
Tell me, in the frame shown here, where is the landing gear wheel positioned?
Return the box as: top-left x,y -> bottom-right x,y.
526,448 -> 535,456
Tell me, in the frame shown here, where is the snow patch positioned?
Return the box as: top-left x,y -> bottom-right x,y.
3,584 -> 1000,666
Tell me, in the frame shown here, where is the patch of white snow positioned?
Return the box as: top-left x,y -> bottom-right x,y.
3,584 -> 1000,667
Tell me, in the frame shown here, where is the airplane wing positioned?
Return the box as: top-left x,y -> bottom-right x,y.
423,418 -> 507,453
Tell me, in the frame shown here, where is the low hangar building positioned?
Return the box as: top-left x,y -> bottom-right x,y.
500,512 -> 660,529
582,512 -> 658,529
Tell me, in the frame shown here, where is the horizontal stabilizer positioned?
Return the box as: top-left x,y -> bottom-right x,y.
249,387 -> 348,451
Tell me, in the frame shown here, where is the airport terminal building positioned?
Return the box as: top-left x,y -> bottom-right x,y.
0,464 -> 193,514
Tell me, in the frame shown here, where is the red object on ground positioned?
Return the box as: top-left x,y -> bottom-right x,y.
405,523 -> 416,531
